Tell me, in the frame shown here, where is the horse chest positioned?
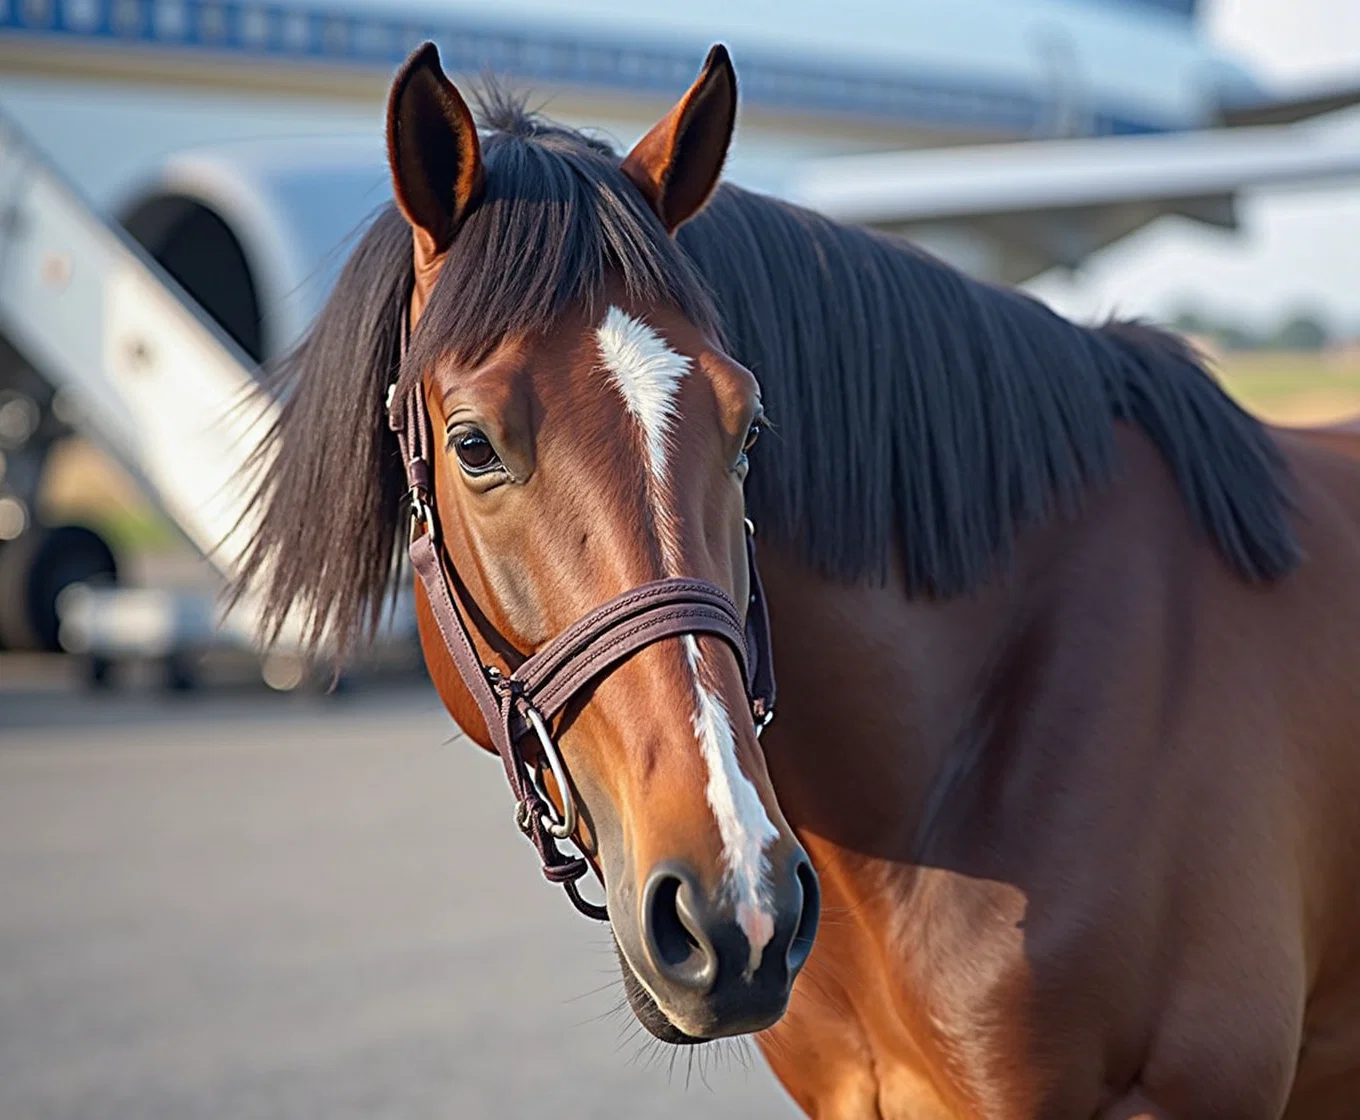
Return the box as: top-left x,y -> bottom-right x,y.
765,852 -> 1048,1118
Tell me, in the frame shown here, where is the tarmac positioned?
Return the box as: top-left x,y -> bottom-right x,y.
0,663 -> 798,1119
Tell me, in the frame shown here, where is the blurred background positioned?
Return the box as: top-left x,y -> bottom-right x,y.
0,1 -> 1356,1116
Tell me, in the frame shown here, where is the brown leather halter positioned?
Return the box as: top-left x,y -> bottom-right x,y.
387,357 -> 777,923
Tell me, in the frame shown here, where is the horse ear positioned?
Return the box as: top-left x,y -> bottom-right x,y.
385,42 -> 485,267
621,44 -> 736,234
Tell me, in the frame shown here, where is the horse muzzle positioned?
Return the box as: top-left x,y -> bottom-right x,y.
613,847 -> 820,1042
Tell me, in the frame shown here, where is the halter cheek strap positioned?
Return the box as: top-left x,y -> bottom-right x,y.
388,371 -> 777,923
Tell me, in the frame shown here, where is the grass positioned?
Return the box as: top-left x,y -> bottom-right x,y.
1209,350 -> 1360,427
80,506 -> 182,554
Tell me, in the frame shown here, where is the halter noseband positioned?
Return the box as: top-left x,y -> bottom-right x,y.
387,351 -> 777,923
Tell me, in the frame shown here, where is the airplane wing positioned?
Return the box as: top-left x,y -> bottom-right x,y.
1220,79 -> 1360,128
783,120 -> 1360,282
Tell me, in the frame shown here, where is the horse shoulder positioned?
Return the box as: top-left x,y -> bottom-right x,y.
900,425 -> 1327,1113
762,421 -> 1360,1114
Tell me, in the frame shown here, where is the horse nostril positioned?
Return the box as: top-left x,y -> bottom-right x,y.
649,875 -> 694,966
642,867 -> 718,992
788,857 -> 820,975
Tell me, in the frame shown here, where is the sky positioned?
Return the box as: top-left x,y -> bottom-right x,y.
1027,0 -> 1360,334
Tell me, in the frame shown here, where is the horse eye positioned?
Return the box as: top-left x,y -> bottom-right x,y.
453,430 -> 501,474
743,420 -> 764,453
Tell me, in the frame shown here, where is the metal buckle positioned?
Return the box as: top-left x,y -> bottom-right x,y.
408,486 -> 433,534
524,704 -> 578,840
513,799 -> 535,835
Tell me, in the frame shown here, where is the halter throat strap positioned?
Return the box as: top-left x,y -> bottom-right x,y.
388,373 -> 777,923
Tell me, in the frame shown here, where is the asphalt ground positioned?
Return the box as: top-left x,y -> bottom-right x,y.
0,666 -> 798,1118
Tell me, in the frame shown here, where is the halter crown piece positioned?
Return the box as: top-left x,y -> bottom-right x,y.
387,332 -> 777,922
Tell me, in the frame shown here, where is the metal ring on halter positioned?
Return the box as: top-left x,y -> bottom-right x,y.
524,705 -> 578,840
408,487 -> 434,532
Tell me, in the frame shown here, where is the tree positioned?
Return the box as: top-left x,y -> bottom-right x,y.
1270,311 -> 1329,352
1170,308 -> 1209,337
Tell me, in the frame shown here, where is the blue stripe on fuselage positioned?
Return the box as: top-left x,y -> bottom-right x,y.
0,0 -> 1187,136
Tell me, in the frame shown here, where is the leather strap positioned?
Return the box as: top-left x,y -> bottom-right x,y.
389,352 -> 776,923
510,581 -> 750,731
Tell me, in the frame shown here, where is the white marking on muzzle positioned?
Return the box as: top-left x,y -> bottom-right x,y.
684,635 -> 779,977
595,307 -> 778,974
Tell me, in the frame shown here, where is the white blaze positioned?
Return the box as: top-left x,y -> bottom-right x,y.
594,305 -> 687,571
595,307 -> 778,971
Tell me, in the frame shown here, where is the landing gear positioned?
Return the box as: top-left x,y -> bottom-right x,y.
83,653 -> 114,689
161,650 -> 199,693
0,366 -> 115,656
0,523 -> 119,652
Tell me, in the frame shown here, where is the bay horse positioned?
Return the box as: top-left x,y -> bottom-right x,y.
236,42 -> 1360,1118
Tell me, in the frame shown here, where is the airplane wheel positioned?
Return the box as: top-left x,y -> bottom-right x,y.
84,655 -> 114,689
162,652 -> 199,692
0,524 -> 119,652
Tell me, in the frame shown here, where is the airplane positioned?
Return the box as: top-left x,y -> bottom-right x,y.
6,0 -> 1360,289
3,0 -> 1356,142
0,0 -> 1356,681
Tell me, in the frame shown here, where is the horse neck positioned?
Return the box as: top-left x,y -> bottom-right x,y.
753,538 -> 1035,863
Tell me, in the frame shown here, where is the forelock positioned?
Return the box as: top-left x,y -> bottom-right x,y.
396,93 -> 718,401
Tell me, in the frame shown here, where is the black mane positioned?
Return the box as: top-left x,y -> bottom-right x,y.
678,187 -> 1298,593
235,92 -> 1298,651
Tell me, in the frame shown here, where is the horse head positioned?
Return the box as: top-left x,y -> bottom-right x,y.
385,42 -> 818,1044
